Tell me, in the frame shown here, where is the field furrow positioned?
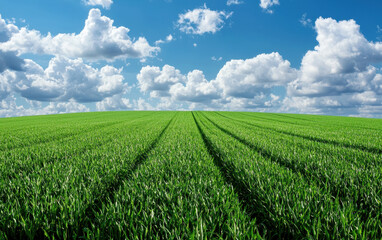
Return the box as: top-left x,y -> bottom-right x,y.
195,111 -> 381,239
82,112 -> 262,239
200,112 -> 382,228
0,112 -> 152,152
0,112 -> 175,239
0,111 -> 381,239
74,114 -> 175,239
216,112 -> 382,155
0,114 -> 159,187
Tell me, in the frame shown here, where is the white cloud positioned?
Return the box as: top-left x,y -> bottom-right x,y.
284,17 -> 382,115
0,50 -> 24,73
50,101 -> 90,113
130,17 -> 382,116
288,17 -> 382,97
300,13 -> 312,27
2,11 -> 382,118
177,4 -> 232,35
0,15 -> 25,73
351,105 -> 382,118
281,91 -> 382,116
0,15 -> 24,100
0,14 -> 18,42
193,43 -> 197,47
155,34 -> 174,45
166,34 -> 174,42
170,70 -> 220,103
0,9 -> 159,61
137,53 -> 293,109
96,94 -> 132,111
227,0 -> 243,6
0,72 -> 11,100
215,52 -> 296,98
259,0 -> 279,13
0,95 -> 89,118
137,16 -> 382,117
137,64 -> 220,104
134,97 -> 154,110
3,56 -> 127,102
221,93 -> 283,111
211,56 -> 223,61
137,64 -> 185,97
84,0 -> 113,9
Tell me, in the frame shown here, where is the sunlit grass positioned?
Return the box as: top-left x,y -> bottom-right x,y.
0,111 -> 381,239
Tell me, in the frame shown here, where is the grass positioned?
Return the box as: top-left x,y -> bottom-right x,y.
0,111 -> 381,239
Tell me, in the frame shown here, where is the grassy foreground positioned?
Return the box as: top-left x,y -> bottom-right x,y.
0,111 -> 382,239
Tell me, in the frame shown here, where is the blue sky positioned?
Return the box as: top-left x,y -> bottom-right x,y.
1,0 -> 382,117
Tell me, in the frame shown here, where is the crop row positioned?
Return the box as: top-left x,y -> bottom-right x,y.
201,111 -> 382,220
218,112 -> 382,153
0,112 -> 174,239
195,112 -> 381,239
1,111 -> 381,239
81,112 -> 263,239
0,112 -> 152,152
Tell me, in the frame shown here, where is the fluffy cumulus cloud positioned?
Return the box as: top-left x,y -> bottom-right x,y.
137,65 -> 221,105
137,53 -> 292,109
137,65 -> 185,98
170,70 -> 220,103
215,52 -> 296,98
0,14 -> 17,42
96,94 -> 132,111
215,18 -> 382,115
3,7 -> 382,118
0,15 -> 25,101
177,5 -> 232,35
2,56 -> 127,102
84,0 -> 113,9
286,17 -> 382,115
289,18 -> 382,97
137,17 -> 382,117
259,0 -> 279,13
227,0 -> 243,6
0,9 -> 159,61
0,12 -> 135,117
0,15 -> 24,73
0,50 -> 24,73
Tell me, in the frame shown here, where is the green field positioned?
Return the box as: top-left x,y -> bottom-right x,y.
1,111 -> 382,239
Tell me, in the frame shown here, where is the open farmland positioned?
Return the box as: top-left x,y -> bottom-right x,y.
1,111 -> 382,239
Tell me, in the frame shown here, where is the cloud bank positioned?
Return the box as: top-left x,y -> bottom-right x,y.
1,8 -> 382,118
0,9 -> 159,61
138,17 -> 382,117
